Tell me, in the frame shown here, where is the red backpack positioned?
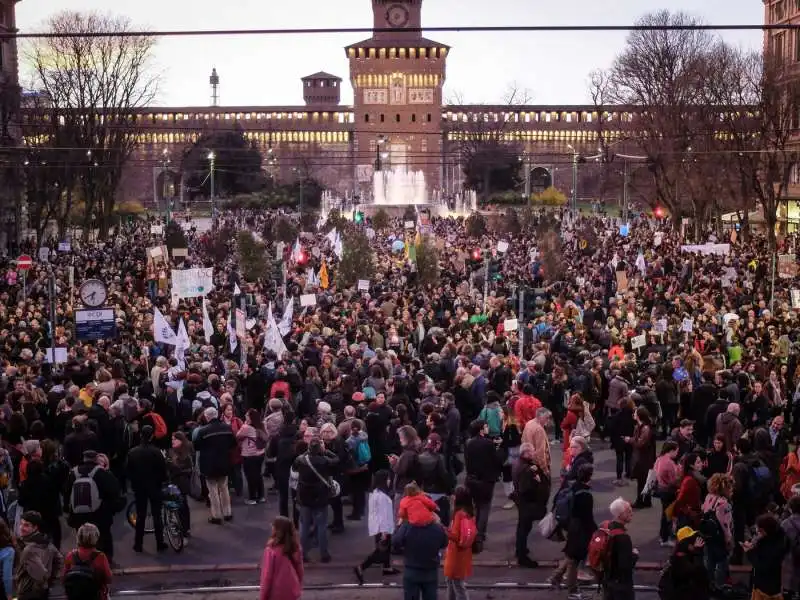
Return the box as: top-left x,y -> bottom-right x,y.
457,513 -> 478,550
586,520 -> 625,574
149,412 -> 168,439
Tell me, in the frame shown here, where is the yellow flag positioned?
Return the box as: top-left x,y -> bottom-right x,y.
319,261 -> 329,289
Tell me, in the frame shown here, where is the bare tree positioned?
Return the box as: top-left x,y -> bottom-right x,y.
23,11 -> 158,238
445,82 -> 532,202
710,46 -> 800,248
606,10 -> 716,223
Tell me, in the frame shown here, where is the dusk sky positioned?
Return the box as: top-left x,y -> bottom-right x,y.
16,0 -> 764,108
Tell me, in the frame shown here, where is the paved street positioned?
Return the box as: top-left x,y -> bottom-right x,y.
62,441 -> 667,575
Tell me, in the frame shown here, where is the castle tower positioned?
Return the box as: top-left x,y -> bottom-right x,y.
346,0 -> 447,195
301,72 -> 342,106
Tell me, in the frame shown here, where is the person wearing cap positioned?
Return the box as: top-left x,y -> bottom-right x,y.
658,526 -> 709,600
64,451 -> 122,564
126,425 -> 168,553
14,510 -> 63,600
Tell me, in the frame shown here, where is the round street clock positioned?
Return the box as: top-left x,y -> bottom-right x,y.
386,3 -> 410,27
79,278 -> 108,308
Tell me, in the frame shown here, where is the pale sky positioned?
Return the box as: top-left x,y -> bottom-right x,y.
16,0 -> 764,108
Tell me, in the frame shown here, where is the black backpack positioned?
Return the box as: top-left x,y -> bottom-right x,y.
64,550 -> 101,600
698,498 -> 725,545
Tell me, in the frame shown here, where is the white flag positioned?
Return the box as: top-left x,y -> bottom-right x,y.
278,299 -> 293,336
227,310 -> 238,352
325,228 -> 338,246
264,303 -> 287,357
234,282 -> 242,296
635,252 -> 647,277
176,318 -> 190,369
202,297 -> 214,343
333,233 -> 343,260
153,307 -> 179,346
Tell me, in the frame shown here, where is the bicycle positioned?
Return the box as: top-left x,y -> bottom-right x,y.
126,484 -> 186,552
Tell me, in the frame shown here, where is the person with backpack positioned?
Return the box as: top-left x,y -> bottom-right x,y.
14,511 -> 63,600
548,463 -> 597,600
699,473 -> 733,588
236,409 -> 268,505
443,486 -> 476,600
478,393 -> 503,439
126,425 -> 168,553
345,419 -> 372,521
353,470 -> 398,585
589,498 -> 637,600
62,523 -> 112,600
65,451 -> 122,565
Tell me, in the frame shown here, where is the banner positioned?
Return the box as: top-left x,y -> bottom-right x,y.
171,268 -> 214,298
778,254 -> 798,279
680,243 -> 730,256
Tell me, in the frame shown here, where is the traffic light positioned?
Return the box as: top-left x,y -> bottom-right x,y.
654,206 -> 664,218
488,258 -> 502,281
297,251 -> 307,265
354,210 -> 364,224
472,249 -> 481,261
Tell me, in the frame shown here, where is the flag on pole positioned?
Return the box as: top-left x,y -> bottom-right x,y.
325,228 -> 338,246
305,267 -> 318,288
635,252 -> 647,276
153,307 -> 179,345
333,234 -> 343,260
319,261 -> 329,289
202,297 -> 214,343
234,282 -> 242,296
264,303 -> 288,357
176,318 -> 190,369
278,298 -> 293,336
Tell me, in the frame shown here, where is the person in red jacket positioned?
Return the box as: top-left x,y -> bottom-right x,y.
672,452 -> 703,530
514,383 -> 542,428
63,523 -> 113,600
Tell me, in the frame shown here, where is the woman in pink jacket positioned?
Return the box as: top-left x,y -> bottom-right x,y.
653,440 -> 681,547
260,516 -> 304,600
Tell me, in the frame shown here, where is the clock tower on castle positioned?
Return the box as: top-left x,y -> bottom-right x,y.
346,0 -> 448,198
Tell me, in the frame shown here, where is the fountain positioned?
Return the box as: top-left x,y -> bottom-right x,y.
451,190 -> 478,215
373,167 -> 428,206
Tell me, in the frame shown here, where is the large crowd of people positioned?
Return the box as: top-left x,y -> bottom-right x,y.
0,206 -> 796,600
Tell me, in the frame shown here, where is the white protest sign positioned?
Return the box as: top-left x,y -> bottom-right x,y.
681,318 -> 694,333
497,241 -> 509,253
172,248 -> 188,258
150,225 -> 163,235
793,289 -> 800,309
148,246 -> 163,258
503,318 -> 519,332
654,319 -> 668,333
44,348 -> 68,364
404,221 -> 415,229
654,232 -> 663,247
58,242 -> 71,252
631,334 -> 647,349
171,268 -> 214,298
300,294 -> 317,307
38,247 -> 50,262
276,242 -> 285,260
358,279 -> 370,291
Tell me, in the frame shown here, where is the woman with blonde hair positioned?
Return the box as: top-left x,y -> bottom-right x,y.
259,516 -> 304,600
701,472 -> 734,587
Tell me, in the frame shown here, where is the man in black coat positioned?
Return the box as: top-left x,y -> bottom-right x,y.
194,407 -> 236,524
65,450 -> 123,563
126,425 -> 168,552
513,442 -> 550,568
293,437 -> 339,563
62,418 -> 100,468
464,419 -> 504,546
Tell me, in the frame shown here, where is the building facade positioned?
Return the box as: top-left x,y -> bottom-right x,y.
0,0 -> 22,248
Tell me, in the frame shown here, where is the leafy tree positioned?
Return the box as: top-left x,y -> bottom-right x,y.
337,228 -> 375,288
164,220 -> 187,251
237,230 -> 268,282
205,223 -> 235,263
414,236 -> 440,287
372,208 -> 390,231
502,208 -> 521,235
183,125 -> 266,199
465,213 -> 487,237
536,216 -> 565,283
324,209 -> 346,232
299,211 -> 318,233
532,187 -> 568,206
272,217 -> 298,244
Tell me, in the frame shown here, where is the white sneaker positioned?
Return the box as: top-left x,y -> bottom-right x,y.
244,499 -> 257,506
660,540 -> 675,548
502,501 -> 515,510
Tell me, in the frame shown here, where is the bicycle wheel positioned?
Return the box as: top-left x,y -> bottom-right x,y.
126,500 -> 155,534
164,507 -> 184,552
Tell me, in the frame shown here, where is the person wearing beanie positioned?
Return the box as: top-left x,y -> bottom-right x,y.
127,425 -> 168,553
15,510 -> 63,600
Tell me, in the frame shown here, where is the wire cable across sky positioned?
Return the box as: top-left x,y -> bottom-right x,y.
4,23 -> 800,40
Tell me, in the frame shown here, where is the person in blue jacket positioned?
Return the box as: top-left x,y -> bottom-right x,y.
392,518 -> 448,600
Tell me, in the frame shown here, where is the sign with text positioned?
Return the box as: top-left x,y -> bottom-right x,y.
58,242 -> 71,252
358,279 -> 370,291
75,309 -> 117,341
300,294 -> 317,307
171,268 -> 214,298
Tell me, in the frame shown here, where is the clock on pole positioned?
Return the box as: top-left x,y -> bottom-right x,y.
79,279 -> 108,308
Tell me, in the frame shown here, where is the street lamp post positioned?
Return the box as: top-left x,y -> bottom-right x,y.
208,151 -> 216,219
567,144 -> 578,212
162,149 -> 171,223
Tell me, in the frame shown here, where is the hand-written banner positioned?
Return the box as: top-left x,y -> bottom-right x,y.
171,268 -> 214,299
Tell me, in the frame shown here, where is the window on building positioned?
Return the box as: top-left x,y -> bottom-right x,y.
396,114 -> 401,122
411,114 -> 416,122
773,32 -> 786,60
380,114 -> 385,123
427,113 -> 432,122
776,0 -> 786,20
795,29 -> 800,61
365,114 -> 370,123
